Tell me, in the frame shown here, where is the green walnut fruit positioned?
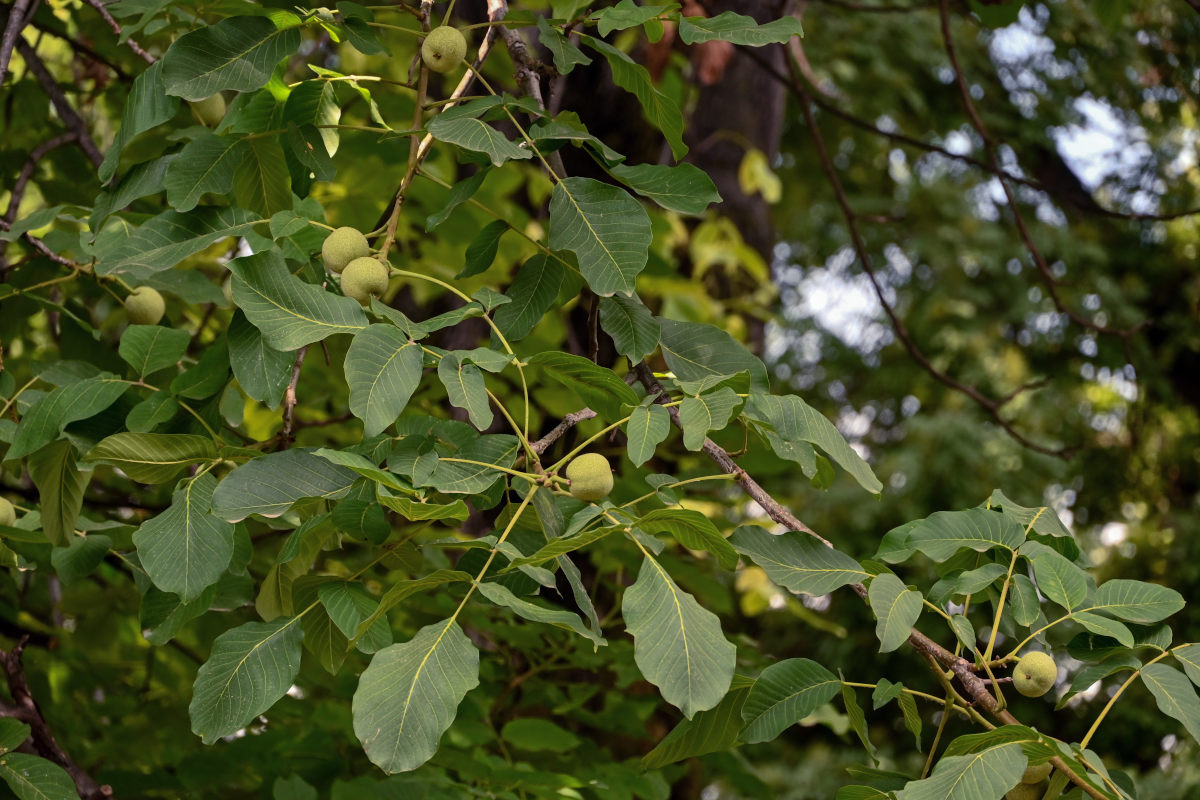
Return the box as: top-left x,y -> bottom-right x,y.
341,257 -> 389,304
125,286 -> 166,325
1005,784 -> 1043,800
565,453 -> 613,502
0,497 -> 15,527
1021,763 -> 1052,784
315,6 -> 336,21
1013,651 -> 1057,697
422,26 -> 467,74
189,94 -> 226,127
321,226 -> 371,274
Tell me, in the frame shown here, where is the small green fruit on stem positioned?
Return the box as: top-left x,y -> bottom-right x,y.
565,453 -> 614,502
341,257 -> 389,304
0,497 -> 15,527
1021,762 -> 1052,784
125,286 -> 166,325
1012,651 -> 1057,697
189,94 -> 226,127
1005,782 -> 1044,800
421,26 -> 467,74
322,227 -> 371,274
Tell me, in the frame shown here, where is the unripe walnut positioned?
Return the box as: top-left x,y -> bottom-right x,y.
125,286 -> 166,325
190,94 -> 226,127
341,257 -> 389,304
1005,783 -> 1043,800
0,497 -> 15,527
322,226 -> 371,274
1013,651 -> 1057,698
1021,762 -> 1052,784
565,453 -> 613,502
421,26 -> 467,74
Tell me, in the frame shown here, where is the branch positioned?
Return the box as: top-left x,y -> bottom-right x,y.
279,346 -> 308,449
4,133 -> 78,228
14,39 -> 104,167
0,639 -> 112,799
0,0 -> 33,79
631,368 -> 1107,799
531,408 -> 597,455
79,0 -> 155,63
936,0 -> 1146,339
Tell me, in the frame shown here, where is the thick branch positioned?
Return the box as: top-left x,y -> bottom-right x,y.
0,0 -> 33,79
0,639 -> 111,799
14,39 -> 104,167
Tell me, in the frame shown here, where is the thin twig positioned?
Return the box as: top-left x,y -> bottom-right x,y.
79,0 -> 155,62
531,408 -> 597,455
936,0 -> 1145,338
280,346 -> 308,448
4,133 -> 77,228
786,62 -> 1070,457
14,39 -> 104,167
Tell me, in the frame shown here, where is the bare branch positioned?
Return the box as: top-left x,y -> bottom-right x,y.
14,39 -> 104,167
0,0 -> 34,79
4,133 -> 77,228
280,346 -> 309,449
79,0 -> 155,62
531,408 -> 597,455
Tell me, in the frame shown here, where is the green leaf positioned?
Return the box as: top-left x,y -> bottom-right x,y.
740,658 -> 840,743
332,498 -> 388,543
350,570 -> 473,645
27,440 -> 88,548
428,115 -> 534,168
1173,643 -> 1200,686
585,38 -> 686,160
345,325 -> 424,436
477,581 -> 604,645
318,581 -> 392,653
949,615 -> 976,653
1032,550 -> 1087,611
642,677 -> 753,769
352,619 -> 480,773
85,432 -> 216,484
625,403 -> 670,467
283,79 -> 341,157
228,311 -> 293,408
678,11 -> 804,45
610,162 -> 721,215
424,435 -> 520,495
868,574 -> 921,653
134,473 -> 234,602
902,508 -> 1025,562
593,0 -> 675,35
189,617 -> 304,744
97,207 -> 261,275
0,720 -> 30,754
678,388 -> 741,450
623,554 -> 735,717
661,319 -> 769,393
730,526 -> 868,595
212,448 -> 358,522
233,137 -> 292,216
92,154 -> 178,229
637,508 -> 737,569
1140,664 -> 1200,746
437,354 -> 493,431
51,533 -> 111,584
1010,574 -> 1041,626
426,167 -> 491,231
548,177 -> 651,297
99,61 -> 179,183
536,17 -> 592,74
527,351 -> 639,420
458,219 -> 509,278
843,684 -> 877,763
163,15 -> 302,100
1093,579 -> 1185,624
377,493 -> 469,522
895,742 -> 1025,800
230,249 -> 368,351
746,393 -> 880,493
500,718 -> 581,753
1071,611 -> 1133,648
118,325 -> 190,377
504,524 -> 622,569
170,336 -> 231,399
493,255 -> 565,342
9,376 -> 128,459
599,293 -> 660,362
0,753 -> 78,800
163,132 -> 248,212
897,692 -> 922,751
